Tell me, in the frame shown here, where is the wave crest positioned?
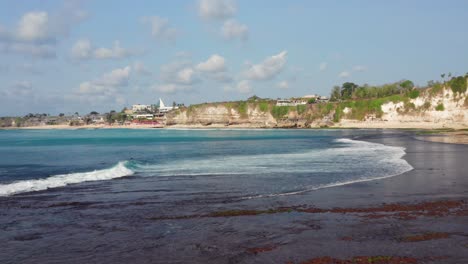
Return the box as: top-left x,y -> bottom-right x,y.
0,161 -> 133,196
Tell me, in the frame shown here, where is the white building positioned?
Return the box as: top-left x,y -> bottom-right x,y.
132,104 -> 152,113
133,114 -> 154,120
317,96 -> 329,102
302,94 -> 319,99
276,99 -> 307,106
158,98 -> 178,113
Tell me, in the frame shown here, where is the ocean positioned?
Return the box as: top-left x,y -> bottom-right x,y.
0,129 -> 412,198
0,128 -> 423,263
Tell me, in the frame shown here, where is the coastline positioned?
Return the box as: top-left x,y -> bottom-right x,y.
3,123 -> 467,145
4,118 -> 467,130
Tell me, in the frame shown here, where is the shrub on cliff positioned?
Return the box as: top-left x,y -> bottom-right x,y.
259,102 -> 269,112
435,103 -> 445,111
408,89 -> 420,99
237,102 -> 248,118
271,106 -> 290,119
449,76 -> 467,94
296,105 -> 307,114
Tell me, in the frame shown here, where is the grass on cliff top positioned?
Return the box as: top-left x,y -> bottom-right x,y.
332,94 -> 409,121
184,99 -> 277,119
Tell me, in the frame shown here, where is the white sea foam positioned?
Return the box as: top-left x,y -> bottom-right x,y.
0,161 -> 134,196
132,138 -> 413,199
134,138 -> 412,177
244,138 -> 414,199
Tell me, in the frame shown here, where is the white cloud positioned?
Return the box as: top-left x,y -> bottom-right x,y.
221,20 -> 248,41
338,71 -> 350,79
142,16 -> 178,42
353,65 -> 367,72
196,54 -> 226,72
71,39 -> 136,60
277,81 -> 289,89
160,60 -> 199,85
198,0 -> 237,20
94,41 -> 135,59
237,80 -> 252,93
194,54 -> 233,82
319,62 -> 327,71
0,4 -> 87,58
99,66 -> 131,86
176,67 -> 196,85
244,51 -> 288,80
16,12 -> 50,42
77,66 -> 131,95
71,39 -> 92,59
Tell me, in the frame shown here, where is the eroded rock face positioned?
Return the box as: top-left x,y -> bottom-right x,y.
165,88 -> 468,129
373,89 -> 467,128
166,104 -> 278,127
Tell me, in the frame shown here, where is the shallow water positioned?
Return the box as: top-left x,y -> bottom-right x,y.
0,129 -> 412,197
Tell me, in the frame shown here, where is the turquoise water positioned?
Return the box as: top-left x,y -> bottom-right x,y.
0,129 -> 412,197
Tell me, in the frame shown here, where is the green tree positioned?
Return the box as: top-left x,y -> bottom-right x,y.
330,86 -> 341,101
307,98 -> 316,104
449,76 -> 467,94
248,95 -> 261,101
341,82 -> 358,99
400,80 -> 414,92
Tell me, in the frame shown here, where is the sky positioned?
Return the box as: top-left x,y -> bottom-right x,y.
0,0 -> 467,116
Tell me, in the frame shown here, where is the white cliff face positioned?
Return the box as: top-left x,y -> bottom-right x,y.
380,88 -> 467,127
166,104 -> 278,127
381,102 -> 405,121
166,86 -> 467,129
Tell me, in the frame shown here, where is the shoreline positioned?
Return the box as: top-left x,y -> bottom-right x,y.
3,124 -> 467,145
3,123 -> 468,130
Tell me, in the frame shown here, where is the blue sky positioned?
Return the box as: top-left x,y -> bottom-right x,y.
1,0 -> 467,115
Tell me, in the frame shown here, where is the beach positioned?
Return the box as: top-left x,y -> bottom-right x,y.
0,130 -> 467,263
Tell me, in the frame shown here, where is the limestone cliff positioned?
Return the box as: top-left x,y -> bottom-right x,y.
165,103 -> 278,127
338,87 -> 468,129
166,86 -> 468,129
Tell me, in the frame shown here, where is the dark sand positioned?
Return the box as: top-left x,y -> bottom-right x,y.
0,131 -> 467,264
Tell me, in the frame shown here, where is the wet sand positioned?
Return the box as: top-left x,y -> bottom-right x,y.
415,131 -> 468,145
0,131 -> 467,263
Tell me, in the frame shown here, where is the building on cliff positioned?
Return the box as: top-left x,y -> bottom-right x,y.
158,98 -> 178,113
276,99 -> 307,106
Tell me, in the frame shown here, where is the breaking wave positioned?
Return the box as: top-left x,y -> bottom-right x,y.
0,161 -> 134,196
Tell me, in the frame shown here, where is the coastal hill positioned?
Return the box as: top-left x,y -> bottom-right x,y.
166,75 -> 468,129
